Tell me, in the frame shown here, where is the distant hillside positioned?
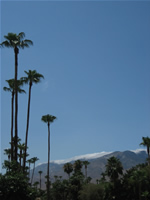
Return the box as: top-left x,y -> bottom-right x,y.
30,149 -> 147,189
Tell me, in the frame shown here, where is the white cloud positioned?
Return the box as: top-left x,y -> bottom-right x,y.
130,149 -> 146,154
50,151 -> 113,165
37,149 -> 147,166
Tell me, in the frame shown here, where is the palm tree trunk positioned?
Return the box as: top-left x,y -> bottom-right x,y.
40,174 -> 41,190
47,122 -> 50,200
31,162 -> 35,185
23,82 -> 32,173
11,91 -> 14,161
85,166 -> 87,179
28,162 -> 31,180
14,46 -> 19,162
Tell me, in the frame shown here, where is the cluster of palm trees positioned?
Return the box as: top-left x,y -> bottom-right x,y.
1,32 -> 33,162
1,31 -> 58,200
63,160 -> 90,179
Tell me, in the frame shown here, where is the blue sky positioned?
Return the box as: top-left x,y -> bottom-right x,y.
1,1 -> 150,172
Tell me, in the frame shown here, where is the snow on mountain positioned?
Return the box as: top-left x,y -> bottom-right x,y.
130,149 -> 146,154
51,151 -> 113,165
37,149 -> 146,166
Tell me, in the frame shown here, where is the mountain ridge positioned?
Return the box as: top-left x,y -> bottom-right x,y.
37,149 -> 146,166
32,149 -> 147,189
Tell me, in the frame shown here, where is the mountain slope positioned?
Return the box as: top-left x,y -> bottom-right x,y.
30,149 -> 147,189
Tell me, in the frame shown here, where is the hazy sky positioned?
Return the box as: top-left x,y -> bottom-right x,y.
1,0 -> 150,172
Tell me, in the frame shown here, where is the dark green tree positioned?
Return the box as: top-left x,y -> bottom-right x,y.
105,156 -> 123,183
83,161 -> 90,179
140,136 -> 150,165
63,163 -> 73,178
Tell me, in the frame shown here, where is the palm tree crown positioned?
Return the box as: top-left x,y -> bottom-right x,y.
41,114 -> 57,124
0,32 -> 33,49
63,163 -> 73,178
105,156 -> 123,182
21,70 -> 44,86
140,137 -> 150,156
3,79 -> 25,94
140,136 -> 150,165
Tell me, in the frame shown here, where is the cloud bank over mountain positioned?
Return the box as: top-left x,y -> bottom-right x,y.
38,149 -> 146,166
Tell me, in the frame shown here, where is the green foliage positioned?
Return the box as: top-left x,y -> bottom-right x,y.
122,164 -> 150,200
105,156 -> 123,183
0,32 -> 33,49
79,183 -> 104,200
0,172 -> 37,200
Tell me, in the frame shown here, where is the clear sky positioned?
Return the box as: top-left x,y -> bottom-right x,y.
1,1 -> 150,172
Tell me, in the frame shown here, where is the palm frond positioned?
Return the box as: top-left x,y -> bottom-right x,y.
0,40 -> 12,48
18,32 -> 25,39
3,87 -> 11,92
4,33 -> 17,41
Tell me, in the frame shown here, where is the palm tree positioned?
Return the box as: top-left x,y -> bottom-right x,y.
83,161 -> 90,179
1,32 -> 33,162
41,114 -> 56,200
38,170 -> 43,190
21,70 -> 44,172
31,157 -> 39,185
63,163 -> 73,178
105,156 -> 123,183
140,136 -> 150,165
73,160 -> 83,174
27,158 -> 33,180
3,79 -> 25,161
17,142 -> 26,171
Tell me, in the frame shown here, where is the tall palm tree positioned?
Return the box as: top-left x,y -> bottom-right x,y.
83,161 -> 90,179
63,163 -> 73,178
21,70 -> 44,172
41,114 -> 56,200
1,32 -> 33,162
38,170 -> 43,190
140,136 -> 150,165
31,157 -> 39,185
3,78 -> 25,161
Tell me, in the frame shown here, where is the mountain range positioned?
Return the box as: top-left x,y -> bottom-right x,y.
31,149 -> 147,189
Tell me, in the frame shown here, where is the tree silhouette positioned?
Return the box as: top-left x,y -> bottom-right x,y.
83,161 -> 90,179
1,32 -> 33,162
63,163 -> 73,178
3,78 -> 25,161
38,170 -> 43,190
140,136 -> 150,165
31,157 -> 39,185
41,114 -> 56,200
21,70 -> 44,172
